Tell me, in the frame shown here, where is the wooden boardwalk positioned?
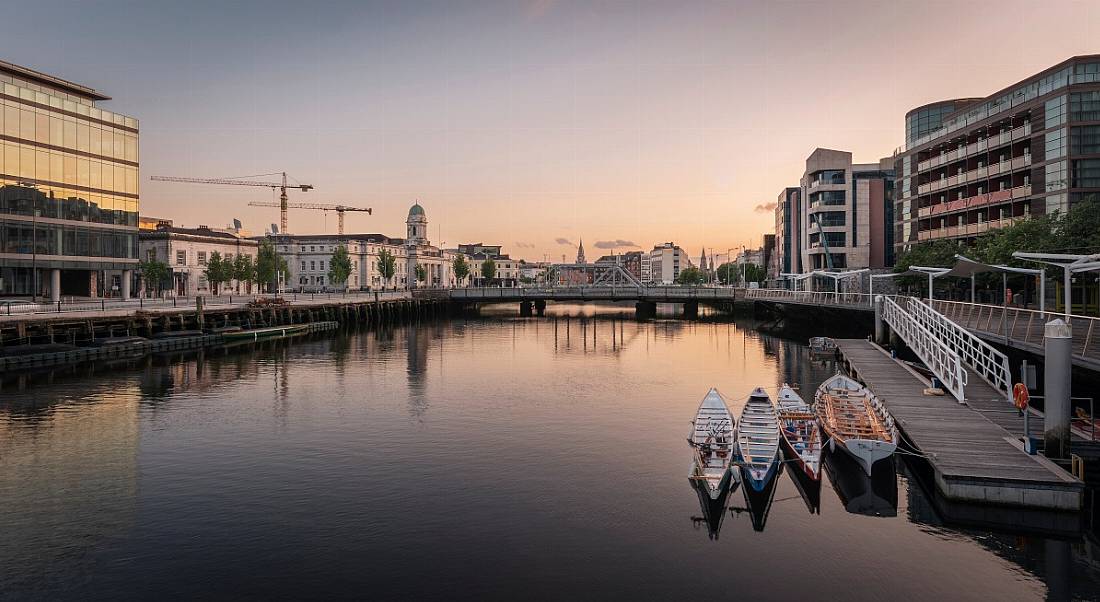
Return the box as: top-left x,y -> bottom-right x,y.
835,339 -> 1083,511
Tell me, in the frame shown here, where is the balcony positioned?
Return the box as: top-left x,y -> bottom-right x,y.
917,217 -> 1021,241
915,185 -> 1031,219
915,123 -> 1032,175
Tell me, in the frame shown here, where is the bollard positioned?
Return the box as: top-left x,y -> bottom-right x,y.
1043,318 -> 1072,460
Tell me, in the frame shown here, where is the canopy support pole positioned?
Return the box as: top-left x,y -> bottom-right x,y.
1040,272 -> 1046,317
971,275 -> 976,303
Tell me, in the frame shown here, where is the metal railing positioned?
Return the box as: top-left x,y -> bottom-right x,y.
882,296 -> 968,402
744,288 -> 900,308
449,286 -> 741,301
927,299 -> 1100,364
905,298 -> 1012,402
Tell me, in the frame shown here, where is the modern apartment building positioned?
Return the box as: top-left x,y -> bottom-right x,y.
0,61 -> 139,299
646,242 -> 688,284
799,148 -> 894,271
894,55 -> 1100,253
773,187 -> 801,281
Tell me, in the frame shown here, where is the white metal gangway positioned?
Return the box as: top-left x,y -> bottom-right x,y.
881,296 -> 968,402
903,297 -> 1013,403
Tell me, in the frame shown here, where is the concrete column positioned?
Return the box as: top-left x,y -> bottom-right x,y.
873,295 -> 889,346
519,301 -> 533,317
1043,319 -> 1072,460
683,301 -> 699,318
635,301 -> 656,319
534,299 -> 546,316
50,269 -> 61,303
121,269 -> 132,301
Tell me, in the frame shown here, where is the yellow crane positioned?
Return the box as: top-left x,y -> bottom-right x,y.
149,172 -> 313,234
248,202 -> 372,235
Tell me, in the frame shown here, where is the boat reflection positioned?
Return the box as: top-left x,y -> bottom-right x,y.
785,456 -> 821,515
736,462 -> 782,532
823,448 -> 898,517
689,476 -> 737,540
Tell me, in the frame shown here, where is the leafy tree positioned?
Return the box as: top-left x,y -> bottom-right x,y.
232,254 -> 255,293
203,251 -> 233,295
743,264 -> 766,284
676,266 -> 705,285
377,248 -> 397,287
139,259 -> 170,296
480,257 -> 497,284
255,239 -> 287,293
452,255 -> 470,285
715,262 -> 740,285
414,263 -> 427,285
328,245 -> 353,288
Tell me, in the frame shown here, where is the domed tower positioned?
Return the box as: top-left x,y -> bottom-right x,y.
406,202 -> 428,246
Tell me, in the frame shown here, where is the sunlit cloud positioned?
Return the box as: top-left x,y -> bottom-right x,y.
554,237 -> 575,246
514,241 -> 536,249
594,240 -> 637,249
754,202 -> 777,213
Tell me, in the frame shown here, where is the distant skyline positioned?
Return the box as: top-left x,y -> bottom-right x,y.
3,0 -> 1098,261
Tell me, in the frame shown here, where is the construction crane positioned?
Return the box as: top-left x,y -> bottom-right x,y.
150,172 -> 312,234
247,202 -> 371,235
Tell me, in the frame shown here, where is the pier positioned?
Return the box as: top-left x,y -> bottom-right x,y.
835,338 -> 1083,511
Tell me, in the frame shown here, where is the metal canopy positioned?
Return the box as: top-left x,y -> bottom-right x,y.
943,254 -> 1041,278
1013,252 -> 1100,317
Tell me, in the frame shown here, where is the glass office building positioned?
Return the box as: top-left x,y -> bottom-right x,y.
0,60 -> 138,299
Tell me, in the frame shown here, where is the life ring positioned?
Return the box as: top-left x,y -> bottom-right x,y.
1013,383 -> 1030,411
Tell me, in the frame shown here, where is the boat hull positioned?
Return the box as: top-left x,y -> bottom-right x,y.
837,437 -> 896,477
740,460 -> 778,493
780,434 -> 821,481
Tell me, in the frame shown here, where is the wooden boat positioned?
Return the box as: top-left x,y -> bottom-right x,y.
815,373 -> 898,476
776,384 -> 821,481
688,388 -> 737,500
808,336 -> 837,357
221,324 -> 309,342
736,387 -> 781,492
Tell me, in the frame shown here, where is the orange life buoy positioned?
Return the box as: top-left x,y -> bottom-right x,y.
1013,383 -> 1030,410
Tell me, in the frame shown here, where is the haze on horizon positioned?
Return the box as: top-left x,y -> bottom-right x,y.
3,0 -> 1097,262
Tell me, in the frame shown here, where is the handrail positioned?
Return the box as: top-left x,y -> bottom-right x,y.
745,288 -> 901,307
928,299 -> 1100,363
882,296 -> 968,402
907,298 -> 1011,402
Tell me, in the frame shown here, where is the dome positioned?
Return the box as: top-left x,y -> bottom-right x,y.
408,202 -> 425,218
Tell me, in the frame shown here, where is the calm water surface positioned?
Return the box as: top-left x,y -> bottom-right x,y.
2,304 -> 1099,600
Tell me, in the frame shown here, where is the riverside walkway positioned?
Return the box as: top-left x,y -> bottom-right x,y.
835,338 -> 1083,511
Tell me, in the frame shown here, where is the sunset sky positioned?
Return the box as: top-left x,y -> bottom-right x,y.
4,0 -> 1098,262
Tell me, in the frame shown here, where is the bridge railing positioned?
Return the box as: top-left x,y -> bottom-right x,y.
448,286 -> 741,300
928,299 -> 1100,364
745,288 -> 900,307
905,298 -> 1012,402
882,296 -> 968,402
0,290 -> 413,317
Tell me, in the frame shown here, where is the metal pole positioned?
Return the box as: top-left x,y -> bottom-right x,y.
928,272 -> 933,301
1064,266 -> 1072,319
1040,272 -> 1046,317
874,295 -> 887,345
971,275 -> 975,303
1043,318 -> 1072,460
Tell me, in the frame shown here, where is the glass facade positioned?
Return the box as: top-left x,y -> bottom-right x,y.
906,102 -> 958,146
0,66 -> 138,296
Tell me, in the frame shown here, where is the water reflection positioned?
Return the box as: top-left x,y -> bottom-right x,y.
739,462 -> 783,532
690,477 -> 735,540
824,448 -> 899,518
786,455 -> 822,515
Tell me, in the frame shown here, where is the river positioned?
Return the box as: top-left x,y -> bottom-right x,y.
1,303 -> 1098,600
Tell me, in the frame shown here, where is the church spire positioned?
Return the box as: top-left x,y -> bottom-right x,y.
577,239 -> 586,264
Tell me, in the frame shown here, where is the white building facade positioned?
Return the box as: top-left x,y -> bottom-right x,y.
645,242 -> 689,284
139,226 -> 259,296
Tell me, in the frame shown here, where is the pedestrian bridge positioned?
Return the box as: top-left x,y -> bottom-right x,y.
448,286 -> 740,303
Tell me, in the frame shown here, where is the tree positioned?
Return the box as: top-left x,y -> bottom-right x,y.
715,262 -> 740,285
139,259 -> 170,297
255,239 -> 287,294
452,255 -> 470,286
743,264 -> 766,284
377,248 -> 397,287
414,263 -> 427,285
480,257 -> 497,285
232,254 -> 255,293
204,251 -> 232,295
328,245 -> 353,289
676,266 -> 705,285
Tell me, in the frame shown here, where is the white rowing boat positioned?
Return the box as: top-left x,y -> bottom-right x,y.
815,373 -> 898,476
776,384 -> 821,481
737,387 -> 781,492
808,336 -> 837,357
688,388 -> 737,500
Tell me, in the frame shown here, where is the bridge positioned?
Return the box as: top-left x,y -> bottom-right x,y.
448,285 -> 740,317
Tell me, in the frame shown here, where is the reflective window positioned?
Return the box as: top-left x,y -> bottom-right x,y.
1045,95 -> 1066,130
1045,128 -> 1067,159
1071,159 -> 1100,188
1046,160 -> 1067,191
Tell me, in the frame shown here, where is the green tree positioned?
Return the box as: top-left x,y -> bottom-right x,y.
414,263 -> 427,285
255,239 -> 287,294
203,251 -> 232,295
676,266 -> 705,285
452,255 -> 470,285
715,262 -> 740,285
480,257 -> 497,284
232,254 -> 255,293
743,264 -> 766,284
377,248 -> 397,287
139,259 -> 170,296
328,245 -> 353,289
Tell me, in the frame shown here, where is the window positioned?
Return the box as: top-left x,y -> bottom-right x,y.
1070,125 -> 1100,155
1045,95 -> 1067,129
1071,159 -> 1100,188
1046,161 -> 1067,191
197,251 -> 207,265
176,250 -> 185,265
1045,128 -> 1067,159
146,248 -> 156,262
809,190 -> 845,207
301,261 -> 306,270
320,261 -> 325,271
1069,91 -> 1100,122
310,261 -> 315,270
813,211 -> 846,227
